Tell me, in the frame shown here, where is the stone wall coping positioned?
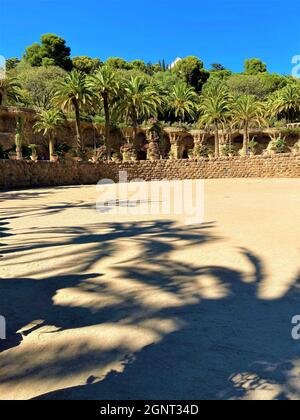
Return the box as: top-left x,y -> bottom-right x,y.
1,152 -> 299,166
1,153 -> 299,191
0,106 -> 37,116
1,106 -> 298,139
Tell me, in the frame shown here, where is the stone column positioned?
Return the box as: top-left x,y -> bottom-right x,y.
169,133 -> 180,160
120,135 -> 137,161
15,116 -> 24,161
265,131 -> 282,155
191,132 -> 206,159
146,131 -> 161,161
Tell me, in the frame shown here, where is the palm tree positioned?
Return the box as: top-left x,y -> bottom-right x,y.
52,71 -> 94,151
115,76 -> 162,138
269,84 -> 300,123
0,77 -> 23,106
199,83 -> 231,157
231,95 -> 265,155
89,66 -> 120,159
34,109 -> 65,161
169,83 -> 197,122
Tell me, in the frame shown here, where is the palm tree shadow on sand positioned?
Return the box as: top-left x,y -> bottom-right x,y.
36,259 -> 300,401
1,218 -> 300,400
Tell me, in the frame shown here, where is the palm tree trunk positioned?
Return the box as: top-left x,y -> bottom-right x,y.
243,123 -> 249,155
103,94 -> 111,160
0,91 -> 3,106
49,134 -> 55,161
73,100 -> 82,151
16,144 -> 22,161
132,108 -> 138,142
214,124 -> 220,157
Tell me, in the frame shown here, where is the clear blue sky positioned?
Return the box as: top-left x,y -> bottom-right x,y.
1,0 -> 299,74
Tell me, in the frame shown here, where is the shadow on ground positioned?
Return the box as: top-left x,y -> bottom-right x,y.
0,216 -> 15,260
35,257 -> 300,401
0,212 -> 300,400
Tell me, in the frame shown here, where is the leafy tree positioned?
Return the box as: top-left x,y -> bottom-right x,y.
24,43 -> 41,67
34,109 -> 65,160
260,73 -> 288,94
153,70 -> 180,93
130,60 -> 147,73
24,34 -> 73,71
72,56 -> 102,74
172,56 -> 210,92
89,66 -> 120,158
169,83 -> 197,122
226,74 -> 270,99
199,82 -> 231,156
116,77 -> 162,137
244,58 -> 267,75
41,57 -> 56,67
147,62 -> 163,74
210,63 -> 226,72
209,63 -> 232,80
14,64 -> 67,109
231,95 -> 265,154
0,76 -> 23,106
209,69 -> 232,81
269,84 -> 300,123
5,58 -> 21,71
106,57 -> 132,70
52,71 -> 94,150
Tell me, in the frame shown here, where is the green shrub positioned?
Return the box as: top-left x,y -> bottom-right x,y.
248,138 -> 258,153
269,137 -> 286,153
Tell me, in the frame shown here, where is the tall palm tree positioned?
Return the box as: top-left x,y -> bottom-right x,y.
231,95 -> 265,155
115,76 -> 162,138
169,83 -> 197,122
199,83 -> 231,157
269,84 -> 300,123
89,66 -> 120,159
34,109 -> 65,160
0,77 -> 23,106
52,71 -> 94,151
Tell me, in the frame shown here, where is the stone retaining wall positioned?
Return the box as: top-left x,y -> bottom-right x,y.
0,154 -> 299,191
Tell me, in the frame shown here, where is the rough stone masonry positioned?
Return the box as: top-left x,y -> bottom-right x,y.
0,154 -> 299,190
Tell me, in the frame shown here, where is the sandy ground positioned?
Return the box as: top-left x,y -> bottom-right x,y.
0,178 -> 300,400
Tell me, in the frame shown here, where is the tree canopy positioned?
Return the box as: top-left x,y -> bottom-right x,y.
72,56 -> 102,74
172,56 -> 210,93
12,63 -> 67,109
23,34 -> 73,71
244,58 -> 267,75
3,33 -> 300,133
